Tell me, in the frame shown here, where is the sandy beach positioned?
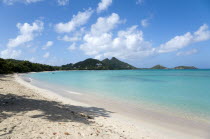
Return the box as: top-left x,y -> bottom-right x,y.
0,74 -> 209,139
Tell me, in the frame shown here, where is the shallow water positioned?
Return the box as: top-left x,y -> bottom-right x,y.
25,70 -> 210,122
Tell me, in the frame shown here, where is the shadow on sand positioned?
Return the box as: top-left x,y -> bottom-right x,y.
0,93 -> 113,125
0,75 -> 10,82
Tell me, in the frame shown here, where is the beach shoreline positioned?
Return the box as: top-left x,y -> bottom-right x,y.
0,74 -> 209,139
22,72 -> 210,123
19,73 -> 210,138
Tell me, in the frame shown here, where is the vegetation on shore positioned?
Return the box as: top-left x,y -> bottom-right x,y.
62,57 -> 136,70
0,57 -> 198,74
0,58 -> 60,74
0,57 -> 136,74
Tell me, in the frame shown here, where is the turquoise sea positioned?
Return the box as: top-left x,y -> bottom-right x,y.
25,70 -> 210,122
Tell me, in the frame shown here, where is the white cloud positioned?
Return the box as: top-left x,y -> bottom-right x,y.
141,18 -> 149,27
55,9 -> 93,33
7,20 -> 44,48
80,18 -> 209,60
0,49 -> 22,59
80,13 -> 121,56
57,0 -> 69,6
176,49 -> 198,56
80,13 -> 153,60
43,52 -> 50,58
68,43 -> 76,51
136,0 -> 144,5
97,0 -> 112,13
90,13 -> 121,35
158,32 -> 193,53
2,0 -> 43,5
102,26 -> 154,59
158,24 -> 210,53
42,41 -> 53,50
193,24 -> 210,41
81,33 -> 113,55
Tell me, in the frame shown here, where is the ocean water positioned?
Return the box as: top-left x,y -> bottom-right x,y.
25,70 -> 210,121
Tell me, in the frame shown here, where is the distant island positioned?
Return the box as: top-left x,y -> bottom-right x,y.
173,66 -> 197,69
0,57 -> 198,74
149,65 -> 198,70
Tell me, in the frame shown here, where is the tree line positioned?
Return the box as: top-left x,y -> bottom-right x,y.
0,57 -> 197,74
0,57 -> 136,74
0,58 -> 60,74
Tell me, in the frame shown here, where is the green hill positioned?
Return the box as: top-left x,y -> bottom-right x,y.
151,65 -> 167,69
62,57 -> 136,70
72,58 -> 108,70
102,57 -> 136,70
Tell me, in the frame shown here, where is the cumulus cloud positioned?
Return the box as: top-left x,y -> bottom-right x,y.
90,13 -> 121,35
68,43 -> 76,51
158,24 -> 210,53
176,49 -> 198,56
193,24 -> 210,41
79,15 -> 209,60
55,9 -> 93,33
43,52 -> 50,58
81,33 -> 113,55
97,0 -> 112,13
101,26 -> 154,59
42,41 -> 53,50
80,13 -> 121,56
57,0 -> 69,6
2,0 -> 43,5
7,20 -> 44,48
81,25 -> 154,59
80,13 -> 153,60
158,32 -> 193,53
0,49 -> 22,59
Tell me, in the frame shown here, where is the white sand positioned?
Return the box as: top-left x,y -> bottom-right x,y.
0,74 -> 209,139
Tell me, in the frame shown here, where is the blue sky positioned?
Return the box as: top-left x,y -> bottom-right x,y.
0,0 -> 210,68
